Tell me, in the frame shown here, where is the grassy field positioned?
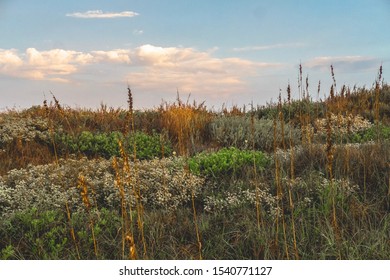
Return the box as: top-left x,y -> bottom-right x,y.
0,67 -> 389,259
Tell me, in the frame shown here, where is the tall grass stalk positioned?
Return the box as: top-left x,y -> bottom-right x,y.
375,65 -> 383,142
273,115 -> 289,259
44,95 -> 81,259
112,155 -> 136,259
191,188 -> 202,260
287,84 -> 299,259
326,101 -> 341,258
127,87 -> 147,258
78,174 -> 99,258
251,106 -> 263,230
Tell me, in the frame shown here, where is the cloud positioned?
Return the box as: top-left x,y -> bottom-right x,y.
128,44 -> 281,99
0,49 -> 23,69
66,10 -> 139,19
91,50 -> 131,63
133,44 -> 278,71
304,56 -> 380,72
0,48 -> 132,82
233,43 -> 305,52
0,45 -> 281,100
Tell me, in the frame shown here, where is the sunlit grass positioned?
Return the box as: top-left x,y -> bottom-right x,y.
0,67 -> 389,259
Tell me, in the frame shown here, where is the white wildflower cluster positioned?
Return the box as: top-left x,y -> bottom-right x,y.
281,177 -> 315,209
114,157 -> 205,211
0,116 -> 51,146
272,145 -> 305,166
282,174 -> 359,208
311,140 -> 377,155
317,177 -> 359,197
0,156 -> 206,217
344,140 -> 376,149
203,184 -> 279,218
314,113 -> 372,135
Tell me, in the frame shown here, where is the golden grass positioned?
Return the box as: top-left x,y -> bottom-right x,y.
44,94 -> 81,259
159,94 -> 212,156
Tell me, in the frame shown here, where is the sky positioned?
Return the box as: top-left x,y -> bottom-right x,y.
0,0 -> 389,111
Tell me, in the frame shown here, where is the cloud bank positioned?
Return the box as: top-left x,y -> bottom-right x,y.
0,48 -> 132,82
66,10 -> 139,19
0,45 -> 282,100
1,46 -> 381,103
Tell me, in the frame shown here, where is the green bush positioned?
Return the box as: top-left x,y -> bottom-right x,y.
54,131 -> 172,159
127,132 -> 172,160
0,208 -> 69,259
350,124 -> 390,143
188,147 -> 270,178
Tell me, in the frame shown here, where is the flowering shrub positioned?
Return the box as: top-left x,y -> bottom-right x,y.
203,182 -> 279,217
0,156 -> 204,217
0,116 -> 51,147
314,113 -> 372,135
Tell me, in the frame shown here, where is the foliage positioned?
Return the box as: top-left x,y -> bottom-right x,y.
188,147 -> 269,178
208,116 -> 301,152
127,131 -> 172,160
0,79 -> 389,260
0,115 -> 50,147
0,208 -> 68,259
55,131 -> 172,159
0,156 -> 205,217
350,123 -> 390,143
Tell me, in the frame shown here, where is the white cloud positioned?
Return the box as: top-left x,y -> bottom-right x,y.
0,45 -> 281,100
0,49 -> 23,71
91,50 -> 131,63
128,44 -> 281,99
66,10 -> 139,19
0,48 -> 132,82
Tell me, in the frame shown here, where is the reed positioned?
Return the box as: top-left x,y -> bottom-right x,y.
286,84 -> 299,260
112,155 -> 136,259
159,93 -> 211,156
326,100 -> 341,259
44,95 -> 81,259
375,65 -> 383,142
127,87 -> 147,258
77,174 -> 99,258
250,105 -> 263,231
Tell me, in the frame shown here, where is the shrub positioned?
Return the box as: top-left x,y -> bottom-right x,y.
203,182 -> 278,217
0,116 -> 50,147
350,123 -> 390,143
0,208 -> 68,259
188,147 -> 269,178
54,131 -> 172,159
208,116 -> 301,152
127,131 -> 172,160
0,156 -> 205,216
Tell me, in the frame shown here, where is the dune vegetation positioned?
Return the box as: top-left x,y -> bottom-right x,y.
0,66 -> 389,259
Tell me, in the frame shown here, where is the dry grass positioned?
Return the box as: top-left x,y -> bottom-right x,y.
159,94 -> 212,156
0,66 -> 389,260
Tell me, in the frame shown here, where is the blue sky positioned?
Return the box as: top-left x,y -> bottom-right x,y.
1,0 -> 389,110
